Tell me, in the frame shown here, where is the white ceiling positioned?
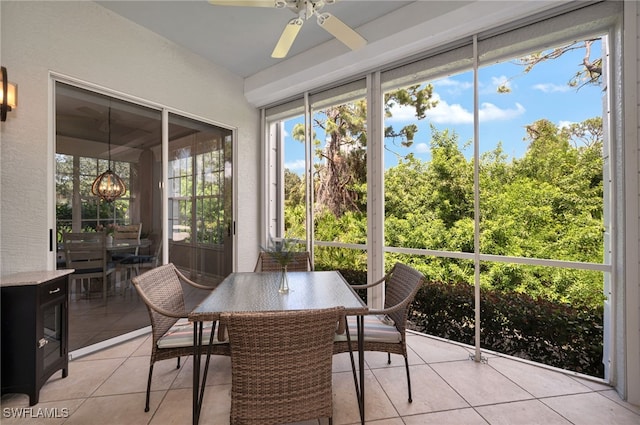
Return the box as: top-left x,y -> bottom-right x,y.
59,1 -> 419,150
60,0 -> 567,147
96,0 -> 415,78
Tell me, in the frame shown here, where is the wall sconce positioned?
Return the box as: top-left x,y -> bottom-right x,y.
1,66 -> 18,122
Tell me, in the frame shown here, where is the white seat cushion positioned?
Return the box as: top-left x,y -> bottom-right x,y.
158,319 -> 228,349
334,315 -> 401,344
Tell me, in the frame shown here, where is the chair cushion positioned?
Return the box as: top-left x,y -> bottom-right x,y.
119,254 -> 154,265
72,263 -> 115,274
112,253 -> 135,262
158,319 -> 228,349
334,315 -> 402,344
73,267 -> 105,275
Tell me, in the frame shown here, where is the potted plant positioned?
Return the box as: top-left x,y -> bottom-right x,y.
97,223 -> 117,244
261,237 -> 302,293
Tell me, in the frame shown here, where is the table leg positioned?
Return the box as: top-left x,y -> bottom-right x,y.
192,321 -> 218,425
192,322 -> 202,425
357,315 -> 365,425
345,315 -> 366,425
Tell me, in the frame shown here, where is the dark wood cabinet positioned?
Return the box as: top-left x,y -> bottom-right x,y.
1,270 -> 73,406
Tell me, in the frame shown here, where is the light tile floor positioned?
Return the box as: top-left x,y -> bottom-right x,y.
2,332 -> 639,425
68,272 -> 214,351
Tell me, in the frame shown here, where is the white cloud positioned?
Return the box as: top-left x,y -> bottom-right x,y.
476,74 -> 515,95
285,159 -> 305,172
415,143 -> 430,154
426,97 -> 473,124
435,77 -> 462,87
491,75 -> 511,91
558,120 -> 574,129
434,77 -> 473,95
532,83 -> 572,93
386,104 -> 414,122
478,102 -> 526,122
387,93 -> 525,125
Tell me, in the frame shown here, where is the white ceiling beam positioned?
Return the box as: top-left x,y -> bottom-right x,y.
244,0 -> 569,107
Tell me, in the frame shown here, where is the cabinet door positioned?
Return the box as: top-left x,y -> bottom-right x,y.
42,300 -> 64,371
39,277 -> 68,378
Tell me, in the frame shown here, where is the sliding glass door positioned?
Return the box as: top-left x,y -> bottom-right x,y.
55,82 -> 234,351
167,113 -> 233,282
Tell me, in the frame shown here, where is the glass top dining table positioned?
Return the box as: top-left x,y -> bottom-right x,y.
190,271 -> 368,319
188,270 -> 369,425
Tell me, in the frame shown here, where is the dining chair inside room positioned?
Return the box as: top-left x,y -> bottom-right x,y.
221,307 -> 344,425
334,262 -> 425,403
62,232 -> 115,301
253,251 -> 313,272
112,223 -> 142,289
118,240 -> 162,296
112,222 -> 142,242
131,263 -> 229,412
111,223 -> 142,260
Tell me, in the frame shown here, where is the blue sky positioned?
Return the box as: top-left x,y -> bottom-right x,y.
284,39 -> 603,173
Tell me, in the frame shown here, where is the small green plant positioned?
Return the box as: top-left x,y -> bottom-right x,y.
261,237 -> 303,267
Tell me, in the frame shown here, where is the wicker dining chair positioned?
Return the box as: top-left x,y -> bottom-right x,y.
131,263 -> 230,412
253,251 -> 312,272
221,307 -> 344,425
334,262 -> 425,403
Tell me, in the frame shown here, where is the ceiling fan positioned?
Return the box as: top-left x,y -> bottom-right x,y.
209,0 -> 367,58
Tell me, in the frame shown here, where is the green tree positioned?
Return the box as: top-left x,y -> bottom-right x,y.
384,127 -> 474,255
292,84 -> 436,218
284,169 -> 305,208
498,39 -> 602,93
424,126 -> 474,228
287,114 -> 605,307
478,117 -> 604,304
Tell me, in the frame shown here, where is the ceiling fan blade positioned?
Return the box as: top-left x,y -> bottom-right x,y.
271,18 -> 303,58
208,0 -> 286,7
317,12 -> 367,51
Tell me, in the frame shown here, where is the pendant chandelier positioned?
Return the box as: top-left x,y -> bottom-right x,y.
91,105 -> 126,203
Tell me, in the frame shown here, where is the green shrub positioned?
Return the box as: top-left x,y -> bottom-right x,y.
335,268 -> 367,286
410,281 -> 604,377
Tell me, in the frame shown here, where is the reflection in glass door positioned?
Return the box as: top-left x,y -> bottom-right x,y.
168,113 -> 233,283
56,82 -> 164,351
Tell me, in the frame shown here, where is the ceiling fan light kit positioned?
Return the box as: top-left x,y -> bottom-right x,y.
209,0 -> 367,58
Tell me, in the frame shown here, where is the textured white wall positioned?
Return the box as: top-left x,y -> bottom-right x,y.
0,1 -> 260,275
